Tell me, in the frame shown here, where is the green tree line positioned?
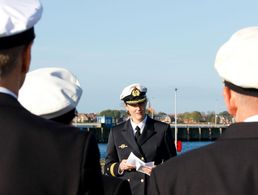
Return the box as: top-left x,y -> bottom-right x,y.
97,109 -> 232,124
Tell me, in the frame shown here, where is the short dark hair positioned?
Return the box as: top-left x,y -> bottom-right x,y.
50,108 -> 77,125
0,44 -> 27,77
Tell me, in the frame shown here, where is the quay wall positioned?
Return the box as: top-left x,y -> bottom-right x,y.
74,123 -> 229,143
171,124 -> 228,141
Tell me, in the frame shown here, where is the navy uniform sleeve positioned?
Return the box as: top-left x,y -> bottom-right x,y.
79,131 -> 104,195
105,128 -> 121,177
102,175 -> 132,195
163,125 -> 177,160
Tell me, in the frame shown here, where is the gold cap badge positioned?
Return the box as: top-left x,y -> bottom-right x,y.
131,88 -> 140,97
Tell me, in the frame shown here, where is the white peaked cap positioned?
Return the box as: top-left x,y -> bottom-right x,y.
120,83 -> 147,104
18,67 -> 83,119
0,0 -> 42,37
214,26 -> 258,90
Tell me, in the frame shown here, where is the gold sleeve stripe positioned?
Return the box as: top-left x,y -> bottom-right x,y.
110,163 -> 117,177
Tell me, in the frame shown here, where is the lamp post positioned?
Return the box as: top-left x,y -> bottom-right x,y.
174,88 -> 178,147
214,99 -> 218,126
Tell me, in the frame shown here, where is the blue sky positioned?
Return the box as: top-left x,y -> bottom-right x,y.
30,0 -> 258,114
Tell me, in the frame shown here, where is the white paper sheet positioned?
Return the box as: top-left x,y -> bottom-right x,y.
127,152 -> 155,176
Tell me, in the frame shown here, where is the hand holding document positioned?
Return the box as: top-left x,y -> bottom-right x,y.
127,152 -> 155,176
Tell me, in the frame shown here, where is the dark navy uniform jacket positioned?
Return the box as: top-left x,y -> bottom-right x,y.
105,116 -> 177,195
148,122 -> 258,195
0,93 -> 103,195
102,175 -> 132,195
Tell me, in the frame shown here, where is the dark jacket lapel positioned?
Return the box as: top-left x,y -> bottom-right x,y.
121,120 -> 142,156
138,116 -> 156,146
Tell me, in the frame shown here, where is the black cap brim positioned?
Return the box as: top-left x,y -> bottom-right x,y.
124,97 -> 146,104
225,81 -> 258,97
0,28 -> 35,49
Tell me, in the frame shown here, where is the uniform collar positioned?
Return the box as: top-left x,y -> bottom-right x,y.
0,87 -> 17,99
130,115 -> 147,134
219,122 -> 258,140
244,115 -> 258,122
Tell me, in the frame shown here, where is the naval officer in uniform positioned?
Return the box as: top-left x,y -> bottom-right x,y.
105,83 -> 177,195
0,1 -> 103,194
19,67 -> 132,195
148,27 -> 258,195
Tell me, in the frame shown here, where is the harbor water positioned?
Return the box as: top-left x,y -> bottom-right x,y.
98,141 -> 213,159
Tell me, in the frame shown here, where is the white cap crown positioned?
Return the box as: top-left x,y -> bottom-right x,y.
0,0 -> 42,37
18,67 -> 82,119
120,83 -> 147,104
214,26 -> 258,90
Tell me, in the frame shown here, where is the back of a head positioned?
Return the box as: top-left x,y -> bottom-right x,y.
214,26 -> 258,97
214,27 -> 258,120
18,67 -> 83,124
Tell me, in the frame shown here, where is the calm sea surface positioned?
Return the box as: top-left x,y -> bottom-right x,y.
98,141 -> 213,159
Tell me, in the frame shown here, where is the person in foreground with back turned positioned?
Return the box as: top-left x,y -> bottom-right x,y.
105,83 -> 177,195
0,1 -> 103,194
148,26 -> 258,195
19,67 -> 132,195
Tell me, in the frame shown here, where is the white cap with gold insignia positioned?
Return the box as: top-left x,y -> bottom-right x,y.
120,83 -> 147,104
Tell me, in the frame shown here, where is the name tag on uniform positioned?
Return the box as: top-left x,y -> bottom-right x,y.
118,144 -> 128,149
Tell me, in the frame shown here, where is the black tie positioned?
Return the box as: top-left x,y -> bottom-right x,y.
135,126 -> 141,143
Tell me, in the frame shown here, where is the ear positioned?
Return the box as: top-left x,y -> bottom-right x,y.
21,43 -> 33,73
124,103 -> 129,111
223,86 -> 237,116
124,103 -> 131,116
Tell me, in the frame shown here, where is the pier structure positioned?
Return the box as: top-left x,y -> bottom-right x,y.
74,122 -> 229,143
170,124 -> 228,141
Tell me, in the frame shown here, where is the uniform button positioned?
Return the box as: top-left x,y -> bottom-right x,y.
128,169 -> 131,171
141,157 -> 144,161
141,179 -> 144,183
127,179 -> 130,182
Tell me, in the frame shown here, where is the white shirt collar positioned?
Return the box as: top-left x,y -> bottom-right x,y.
244,115 -> 258,122
130,115 -> 147,134
0,87 -> 17,99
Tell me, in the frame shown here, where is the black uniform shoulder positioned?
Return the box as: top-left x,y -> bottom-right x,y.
148,117 -> 170,128
111,120 -> 128,131
158,141 -> 216,171
21,108 -> 89,141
